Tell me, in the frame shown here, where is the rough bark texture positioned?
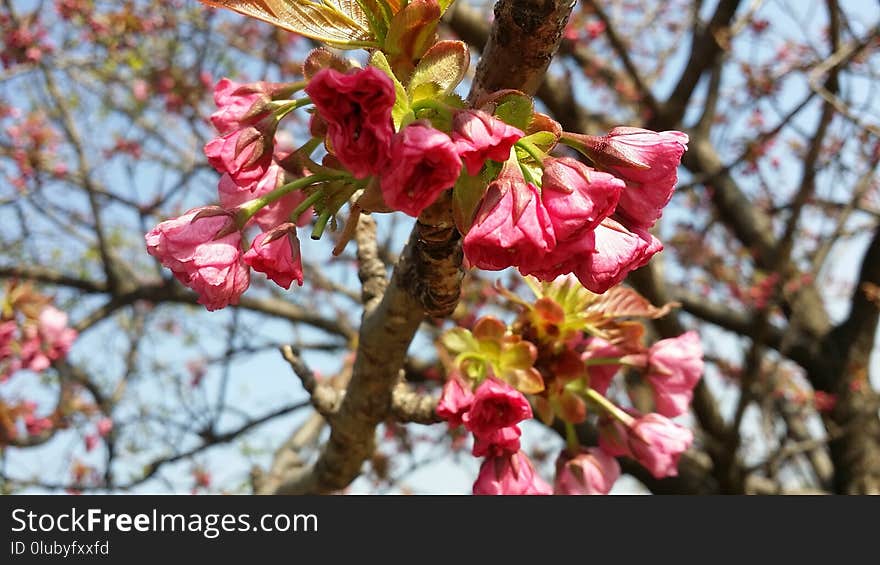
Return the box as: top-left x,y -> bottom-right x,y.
822,227 -> 880,494
467,0 -> 575,102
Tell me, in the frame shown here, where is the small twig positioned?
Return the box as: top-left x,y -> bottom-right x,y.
279,345 -> 344,418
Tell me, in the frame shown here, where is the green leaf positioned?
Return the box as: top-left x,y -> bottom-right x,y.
498,340 -> 537,372
369,51 -> 411,129
493,93 -> 534,131
408,40 -> 470,97
521,131 -> 558,154
452,172 -> 487,234
383,0 -> 440,76
199,0 -> 378,49
440,328 -> 478,355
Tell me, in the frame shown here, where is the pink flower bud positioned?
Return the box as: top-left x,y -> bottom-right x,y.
519,218 -> 660,292
380,122 -> 462,217
567,127 -> 688,229
554,447 -> 621,495
96,417 -> 113,437
205,125 -> 276,187
628,413 -> 693,478
574,218 -> 662,293
85,434 -> 99,452
305,67 -> 395,179
462,377 -> 533,438
210,78 -> 267,135
597,417 -> 631,457
451,109 -> 523,174
646,331 -> 704,417
242,229 -> 304,290
463,162 -> 556,272
20,331 -> 50,372
35,306 -> 77,364
436,376 -> 474,429
145,209 -> 250,311
473,451 -> 552,495
540,157 -> 623,243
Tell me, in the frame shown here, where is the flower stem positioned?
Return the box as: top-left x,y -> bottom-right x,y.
289,189 -> 326,223
583,388 -> 635,426
311,210 -> 333,240
515,139 -> 546,165
411,97 -> 453,121
238,175 -> 331,226
275,97 -> 312,120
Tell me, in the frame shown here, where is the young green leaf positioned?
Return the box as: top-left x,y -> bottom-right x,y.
408,40 -> 470,97
369,51 -> 412,129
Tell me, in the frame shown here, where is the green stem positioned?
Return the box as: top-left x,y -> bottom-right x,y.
298,136 -> 322,158
289,189 -> 327,223
311,210 -> 333,240
283,80 -> 308,95
515,139 -> 546,164
583,388 -> 635,426
582,357 -> 623,366
239,175 -> 331,226
275,97 -> 312,120
411,97 -> 453,120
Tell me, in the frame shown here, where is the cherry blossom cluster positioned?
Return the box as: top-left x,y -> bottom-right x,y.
464,127 -> 688,294
145,43 -> 688,311
438,376 -> 552,494
0,283 -> 77,382
437,276 -> 704,494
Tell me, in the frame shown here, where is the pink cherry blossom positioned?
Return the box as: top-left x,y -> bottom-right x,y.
96,417 -> 113,437
597,417 -> 631,457
554,447 -> 621,495
520,217 -> 660,292
85,434 -> 99,452
145,209 -> 250,311
380,122 -> 462,217
540,157 -> 623,243
19,329 -> 50,372
210,78 -> 265,135
472,426 -> 522,457
205,126 -> 275,187
451,109 -> 523,174
463,162 -> 556,272
242,230 -> 304,290
646,331 -> 704,417
35,306 -> 77,362
304,67 -> 395,179
436,376 -> 474,429
473,451 -> 552,495
24,414 -> 53,436
1,320 -> 18,364
628,413 -> 694,478
574,218 -> 662,293
462,377 -> 533,438
572,127 -> 688,229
